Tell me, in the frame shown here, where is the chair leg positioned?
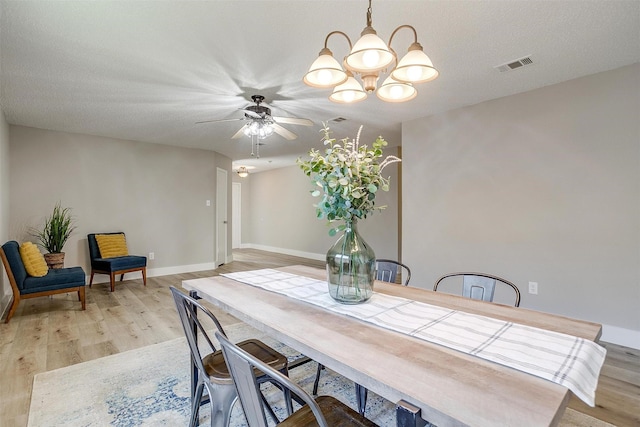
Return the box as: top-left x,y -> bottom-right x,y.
120,274 -> 124,282
110,273 -> 116,292
259,389 -> 280,424
190,382 -> 205,427
281,367 -> 293,416
257,374 -> 288,421
78,287 -> 86,310
207,383 -> 237,427
89,270 -> 95,287
312,363 -> 324,395
356,383 -> 369,416
4,294 -> 20,324
142,267 -> 147,286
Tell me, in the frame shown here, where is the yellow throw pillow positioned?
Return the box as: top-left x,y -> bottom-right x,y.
19,242 -> 49,277
95,234 -> 129,258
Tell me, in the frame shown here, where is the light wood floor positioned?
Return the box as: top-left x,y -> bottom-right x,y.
0,249 -> 638,426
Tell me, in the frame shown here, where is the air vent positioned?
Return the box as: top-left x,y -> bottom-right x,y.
494,56 -> 534,73
330,117 -> 347,123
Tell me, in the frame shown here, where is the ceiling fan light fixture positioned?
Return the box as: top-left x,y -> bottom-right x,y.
197,94 -> 312,156
243,121 -> 274,139
391,42 -> 439,83
258,123 -> 274,139
303,47 -> 348,88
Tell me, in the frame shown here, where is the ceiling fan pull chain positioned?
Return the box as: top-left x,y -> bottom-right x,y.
251,134 -> 256,157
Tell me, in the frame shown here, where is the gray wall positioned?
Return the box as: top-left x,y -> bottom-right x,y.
0,110 -> 10,311
403,64 -> 639,346
242,154 -> 400,261
7,126 -> 232,280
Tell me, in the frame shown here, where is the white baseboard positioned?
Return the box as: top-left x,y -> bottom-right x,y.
241,243 -> 325,262
0,292 -> 11,321
601,324 -> 640,350
87,262 -> 218,284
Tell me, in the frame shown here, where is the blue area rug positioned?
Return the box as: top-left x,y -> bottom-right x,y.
28,323 -> 397,426
29,322 -> 610,426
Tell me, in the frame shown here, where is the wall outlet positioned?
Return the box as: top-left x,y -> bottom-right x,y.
149,252 -> 155,260
206,200 -> 211,206
528,281 -> 538,295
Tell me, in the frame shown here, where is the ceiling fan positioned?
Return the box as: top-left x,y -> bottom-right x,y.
196,95 -> 313,141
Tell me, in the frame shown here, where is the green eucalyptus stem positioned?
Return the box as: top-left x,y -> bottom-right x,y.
297,123 -> 401,236
337,220 -> 358,299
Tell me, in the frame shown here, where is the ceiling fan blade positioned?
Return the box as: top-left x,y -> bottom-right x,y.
273,116 -> 313,126
272,123 -> 297,140
231,124 -> 248,139
242,109 -> 262,119
195,117 -> 244,125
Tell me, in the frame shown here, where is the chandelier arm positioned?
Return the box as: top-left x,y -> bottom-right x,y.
388,24 -> 418,48
324,31 -> 353,51
366,0 -> 373,27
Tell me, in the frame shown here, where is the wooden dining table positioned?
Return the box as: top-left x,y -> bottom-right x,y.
182,265 -> 602,427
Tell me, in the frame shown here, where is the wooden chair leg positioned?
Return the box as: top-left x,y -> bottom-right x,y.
142,268 -> 147,286
89,270 -> 95,287
79,287 -> 86,310
4,294 -> 20,324
120,274 -> 124,282
110,273 -> 116,292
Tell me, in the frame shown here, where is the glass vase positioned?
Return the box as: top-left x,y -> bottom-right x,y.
326,219 -> 376,304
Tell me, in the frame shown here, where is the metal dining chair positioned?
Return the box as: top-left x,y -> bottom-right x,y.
433,272 -> 521,307
375,259 -> 412,285
313,258 -> 412,415
216,330 -> 379,427
170,287 -> 292,427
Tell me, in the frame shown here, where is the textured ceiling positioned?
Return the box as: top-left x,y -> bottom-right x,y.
1,1 -> 638,172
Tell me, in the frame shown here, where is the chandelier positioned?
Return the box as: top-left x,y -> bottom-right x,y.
236,166 -> 249,178
303,0 -> 438,103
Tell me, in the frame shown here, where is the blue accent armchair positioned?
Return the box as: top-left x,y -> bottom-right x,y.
0,240 -> 86,323
87,232 -> 147,292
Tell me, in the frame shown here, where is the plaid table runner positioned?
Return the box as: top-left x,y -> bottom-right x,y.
222,269 -> 606,406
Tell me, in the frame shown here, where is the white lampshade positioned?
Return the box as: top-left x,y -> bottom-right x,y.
345,29 -> 394,73
257,124 -> 273,139
376,75 -> 416,103
391,43 -> 439,83
237,167 -> 249,178
329,75 -> 367,104
303,48 -> 348,88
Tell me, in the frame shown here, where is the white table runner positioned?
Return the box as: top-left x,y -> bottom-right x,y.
221,269 -> 606,406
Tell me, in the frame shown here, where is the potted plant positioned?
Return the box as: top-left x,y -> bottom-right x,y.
31,202 -> 77,269
297,124 -> 400,303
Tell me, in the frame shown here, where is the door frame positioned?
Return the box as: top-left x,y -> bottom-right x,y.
232,182 -> 242,249
216,167 -> 228,266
